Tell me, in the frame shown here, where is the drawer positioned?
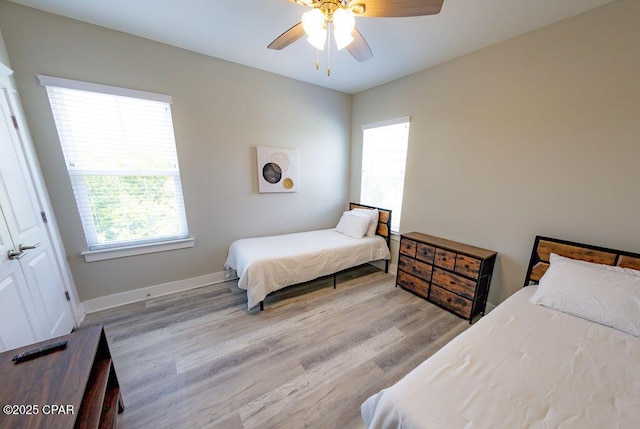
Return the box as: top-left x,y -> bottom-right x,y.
434,248 -> 456,271
398,255 -> 433,282
430,285 -> 472,319
431,268 -> 476,299
415,243 -> 435,264
397,270 -> 429,299
455,254 -> 481,279
400,238 -> 417,258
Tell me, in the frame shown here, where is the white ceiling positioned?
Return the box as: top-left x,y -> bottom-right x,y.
8,0 -> 614,94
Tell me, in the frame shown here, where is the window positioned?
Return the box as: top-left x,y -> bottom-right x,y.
360,117 -> 410,233
39,75 -> 189,254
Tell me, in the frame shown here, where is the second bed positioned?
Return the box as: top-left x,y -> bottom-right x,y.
224,203 -> 391,310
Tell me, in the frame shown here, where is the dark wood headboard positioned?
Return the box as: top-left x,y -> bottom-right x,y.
349,202 -> 392,250
524,235 -> 640,286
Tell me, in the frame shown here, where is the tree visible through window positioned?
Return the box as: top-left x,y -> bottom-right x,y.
39,75 -> 189,250
361,118 -> 410,233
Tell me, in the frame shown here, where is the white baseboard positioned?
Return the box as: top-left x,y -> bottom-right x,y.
388,262 -> 398,274
72,302 -> 86,326
82,270 -> 236,313
83,261 -> 396,315
485,302 -> 497,313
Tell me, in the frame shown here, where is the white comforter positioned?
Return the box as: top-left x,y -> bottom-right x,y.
362,286 -> 640,429
224,229 -> 390,309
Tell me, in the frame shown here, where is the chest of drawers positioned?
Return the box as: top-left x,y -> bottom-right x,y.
397,232 -> 497,323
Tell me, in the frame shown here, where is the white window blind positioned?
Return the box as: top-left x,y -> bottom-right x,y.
361,117 -> 410,233
39,75 -> 189,250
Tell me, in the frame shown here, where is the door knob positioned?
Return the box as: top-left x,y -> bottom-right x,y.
7,243 -> 41,260
7,249 -> 25,260
19,242 -> 41,251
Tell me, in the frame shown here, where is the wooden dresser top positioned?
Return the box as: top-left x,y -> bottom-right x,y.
402,232 -> 497,260
0,326 -> 103,429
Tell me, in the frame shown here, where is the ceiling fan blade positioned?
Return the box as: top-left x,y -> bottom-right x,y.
353,0 -> 444,17
268,22 -> 305,50
347,28 -> 373,62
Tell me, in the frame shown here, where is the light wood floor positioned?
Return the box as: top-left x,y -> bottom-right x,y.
82,265 -> 469,429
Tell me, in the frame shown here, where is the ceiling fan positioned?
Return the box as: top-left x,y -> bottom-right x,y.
268,0 -> 445,71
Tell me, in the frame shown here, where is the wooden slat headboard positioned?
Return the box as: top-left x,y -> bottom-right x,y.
349,202 -> 392,250
524,235 -> 640,286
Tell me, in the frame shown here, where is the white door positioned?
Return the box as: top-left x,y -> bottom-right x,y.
0,208 -> 41,350
0,88 -> 74,352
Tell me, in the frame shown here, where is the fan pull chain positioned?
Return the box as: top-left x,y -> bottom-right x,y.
327,22 -> 331,76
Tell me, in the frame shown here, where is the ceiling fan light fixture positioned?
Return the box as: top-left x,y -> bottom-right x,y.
333,8 -> 355,31
302,8 -> 327,50
333,8 -> 355,50
334,29 -> 354,50
334,32 -> 354,50
306,29 -> 327,50
270,0 -> 446,66
302,8 -> 324,36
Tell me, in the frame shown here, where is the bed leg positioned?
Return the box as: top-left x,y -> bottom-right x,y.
260,301 -> 264,311
333,273 -> 337,289
385,260 -> 389,274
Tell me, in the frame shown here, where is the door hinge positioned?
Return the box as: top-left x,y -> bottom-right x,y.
64,291 -> 71,301
41,211 -> 48,223
11,115 -> 18,129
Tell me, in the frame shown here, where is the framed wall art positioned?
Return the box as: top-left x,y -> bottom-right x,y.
256,146 -> 299,193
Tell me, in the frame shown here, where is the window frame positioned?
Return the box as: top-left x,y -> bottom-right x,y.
360,116 -> 411,234
38,75 -> 193,262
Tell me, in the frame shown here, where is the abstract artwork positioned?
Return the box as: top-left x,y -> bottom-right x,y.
256,146 -> 299,193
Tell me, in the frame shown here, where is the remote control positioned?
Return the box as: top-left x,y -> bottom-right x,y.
12,340 -> 68,363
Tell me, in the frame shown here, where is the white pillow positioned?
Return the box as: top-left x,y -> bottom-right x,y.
335,211 -> 371,239
530,253 -> 640,337
352,208 -> 379,237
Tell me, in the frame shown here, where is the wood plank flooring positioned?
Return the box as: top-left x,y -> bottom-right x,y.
82,265 -> 469,429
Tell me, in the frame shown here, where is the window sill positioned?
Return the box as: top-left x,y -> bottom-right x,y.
81,237 -> 195,262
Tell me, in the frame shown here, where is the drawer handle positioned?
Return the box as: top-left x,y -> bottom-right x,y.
464,264 -> 470,269
447,298 -> 452,303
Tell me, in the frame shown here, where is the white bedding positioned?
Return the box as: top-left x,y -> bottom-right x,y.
224,229 -> 390,309
362,286 -> 640,429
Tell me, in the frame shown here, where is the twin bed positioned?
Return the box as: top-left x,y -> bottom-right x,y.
224,203 -> 391,310
362,235 -> 640,428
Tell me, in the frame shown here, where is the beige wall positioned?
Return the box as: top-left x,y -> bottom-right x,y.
0,2 -> 352,302
0,24 -> 9,67
351,0 -> 640,306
